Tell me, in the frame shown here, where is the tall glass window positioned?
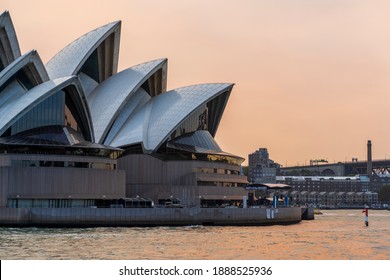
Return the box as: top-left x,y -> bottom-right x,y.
11,91 -> 65,135
64,104 -> 78,131
169,105 -> 208,140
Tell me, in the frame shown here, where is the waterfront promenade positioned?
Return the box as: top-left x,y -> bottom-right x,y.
0,206 -> 309,227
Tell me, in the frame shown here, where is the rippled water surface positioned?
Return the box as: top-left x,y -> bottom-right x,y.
1,210 -> 389,259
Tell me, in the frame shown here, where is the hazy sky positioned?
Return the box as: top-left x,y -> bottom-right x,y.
4,0 -> 390,166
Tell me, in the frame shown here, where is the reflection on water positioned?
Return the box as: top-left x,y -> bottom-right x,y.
0,210 -> 389,260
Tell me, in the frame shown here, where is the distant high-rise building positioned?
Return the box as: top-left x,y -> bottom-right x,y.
249,148 -> 269,168
248,148 -> 280,183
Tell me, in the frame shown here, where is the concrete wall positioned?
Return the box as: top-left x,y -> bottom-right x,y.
118,154 -> 248,205
0,153 -> 117,165
0,155 -> 11,166
118,154 -> 244,186
0,207 -> 303,226
118,154 -> 167,186
0,166 -> 125,207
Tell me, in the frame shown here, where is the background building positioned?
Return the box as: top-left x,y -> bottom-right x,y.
248,148 -> 280,183
278,190 -> 379,208
274,175 -> 379,207
276,175 -> 369,193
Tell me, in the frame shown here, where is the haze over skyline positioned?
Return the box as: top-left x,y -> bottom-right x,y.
4,0 -> 390,166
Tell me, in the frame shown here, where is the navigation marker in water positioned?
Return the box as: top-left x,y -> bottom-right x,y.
362,206 -> 369,226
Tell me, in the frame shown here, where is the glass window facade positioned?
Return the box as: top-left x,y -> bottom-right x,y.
7,199 -> 95,208
170,130 -> 221,152
79,48 -> 99,83
194,167 -> 239,175
169,105 -> 208,140
11,91 -> 65,134
0,79 -> 25,110
64,92 -> 88,139
197,181 -> 241,187
0,68 -> 34,94
11,159 -> 115,169
65,103 -> 78,132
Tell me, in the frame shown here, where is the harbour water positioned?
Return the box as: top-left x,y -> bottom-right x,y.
0,209 -> 389,260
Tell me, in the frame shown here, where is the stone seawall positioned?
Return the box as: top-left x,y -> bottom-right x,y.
0,207 -> 303,227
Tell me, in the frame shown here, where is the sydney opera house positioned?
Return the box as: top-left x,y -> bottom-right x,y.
0,11 -> 249,210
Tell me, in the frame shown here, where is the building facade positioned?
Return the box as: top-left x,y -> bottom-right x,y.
0,11 -> 248,210
248,148 -> 280,183
276,175 -> 369,193
280,190 -> 378,208
273,175 -> 378,207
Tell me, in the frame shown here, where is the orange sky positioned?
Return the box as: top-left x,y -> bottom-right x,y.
4,0 -> 390,166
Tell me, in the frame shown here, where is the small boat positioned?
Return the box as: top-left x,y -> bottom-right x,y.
314,208 -> 323,215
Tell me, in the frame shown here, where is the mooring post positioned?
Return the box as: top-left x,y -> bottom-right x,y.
362,206 -> 369,226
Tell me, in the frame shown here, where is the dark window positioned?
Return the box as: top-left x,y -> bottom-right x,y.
79,49 -> 99,83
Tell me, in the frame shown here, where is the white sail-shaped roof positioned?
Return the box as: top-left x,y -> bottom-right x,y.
109,83 -> 233,152
0,50 -> 49,90
0,11 -> 236,156
0,11 -> 21,68
88,58 -> 167,143
46,21 -> 121,81
103,87 -> 151,145
78,72 -> 99,97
